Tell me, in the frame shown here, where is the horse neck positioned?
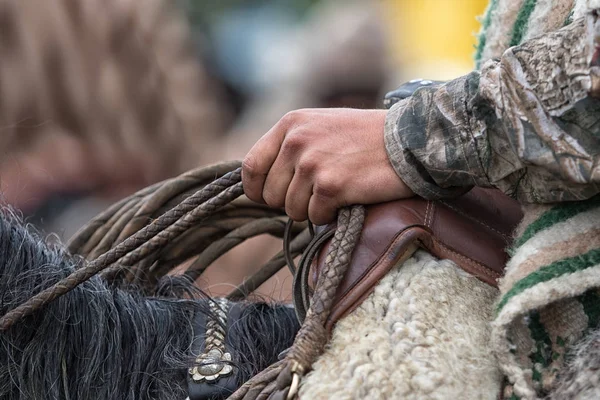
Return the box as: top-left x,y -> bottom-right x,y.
3,279 -> 195,400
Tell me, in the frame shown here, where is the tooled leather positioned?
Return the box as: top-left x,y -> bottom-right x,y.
309,187 -> 523,332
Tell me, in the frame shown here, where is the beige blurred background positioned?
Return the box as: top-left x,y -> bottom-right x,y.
0,0 -> 488,301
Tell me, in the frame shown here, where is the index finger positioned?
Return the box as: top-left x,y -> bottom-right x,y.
242,118 -> 289,203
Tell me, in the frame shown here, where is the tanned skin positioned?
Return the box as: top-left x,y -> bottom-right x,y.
242,108 -> 414,225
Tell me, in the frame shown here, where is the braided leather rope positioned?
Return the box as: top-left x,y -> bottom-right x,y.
67,161 -> 307,293
228,206 -> 365,400
0,162 -> 306,328
0,162 -> 366,400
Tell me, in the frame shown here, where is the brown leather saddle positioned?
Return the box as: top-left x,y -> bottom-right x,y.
294,187 -> 523,332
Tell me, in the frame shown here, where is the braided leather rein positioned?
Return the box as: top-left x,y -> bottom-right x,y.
0,162 -> 366,400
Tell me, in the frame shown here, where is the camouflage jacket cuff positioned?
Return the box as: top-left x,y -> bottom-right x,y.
383,73 -> 493,200
384,96 -> 473,200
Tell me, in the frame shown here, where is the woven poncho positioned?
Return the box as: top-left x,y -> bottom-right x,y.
475,2 -> 600,398
492,198 -> 600,399
474,0 -> 599,68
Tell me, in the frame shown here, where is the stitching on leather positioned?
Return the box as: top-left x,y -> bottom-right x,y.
438,199 -> 510,240
427,201 -> 436,227
424,201 -> 432,228
432,238 -> 499,281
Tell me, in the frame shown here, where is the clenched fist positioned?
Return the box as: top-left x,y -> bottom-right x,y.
242,108 -> 414,225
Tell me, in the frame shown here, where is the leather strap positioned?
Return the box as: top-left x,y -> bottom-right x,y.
299,187 -> 522,332
383,78 -> 446,108
188,301 -> 243,400
293,228 -> 334,323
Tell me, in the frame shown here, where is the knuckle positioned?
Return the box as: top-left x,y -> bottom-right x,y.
281,130 -> 310,158
281,134 -> 305,156
279,110 -> 302,127
295,156 -> 317,177
313,175 -> 342,200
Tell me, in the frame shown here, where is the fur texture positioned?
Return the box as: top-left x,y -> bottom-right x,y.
524,0 -> 574,40
0,209 -> 298,399
301,251 -> 501,400
573,0 -> 600,19
547,326 -> 600,399
478,0 -> 526,64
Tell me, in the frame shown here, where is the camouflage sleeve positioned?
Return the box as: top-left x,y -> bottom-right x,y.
384,14 -> 600,203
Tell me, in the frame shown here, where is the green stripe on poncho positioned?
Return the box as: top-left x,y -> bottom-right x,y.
474,0 -> 578,69
492,196 -> 600,399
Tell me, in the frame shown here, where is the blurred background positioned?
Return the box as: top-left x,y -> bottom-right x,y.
0,0 -> 487,298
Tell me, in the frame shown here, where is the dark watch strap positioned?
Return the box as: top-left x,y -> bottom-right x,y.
383,78 -> 446,109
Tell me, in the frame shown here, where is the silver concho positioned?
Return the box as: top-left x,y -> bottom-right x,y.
189,299 -> 234,383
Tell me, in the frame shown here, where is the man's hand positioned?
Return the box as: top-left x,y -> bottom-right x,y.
242,108 -> 414,225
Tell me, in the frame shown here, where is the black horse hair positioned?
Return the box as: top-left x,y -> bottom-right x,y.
0,208 -> 298,400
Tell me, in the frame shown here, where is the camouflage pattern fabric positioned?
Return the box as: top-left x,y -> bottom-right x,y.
384,14 -> 600,203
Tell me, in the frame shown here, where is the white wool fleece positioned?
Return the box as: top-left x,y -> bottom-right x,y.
301,251 -> 502,400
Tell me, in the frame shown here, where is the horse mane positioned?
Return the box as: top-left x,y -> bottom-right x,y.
0,208 -> 298,399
